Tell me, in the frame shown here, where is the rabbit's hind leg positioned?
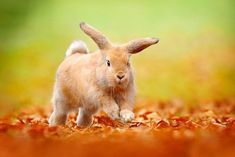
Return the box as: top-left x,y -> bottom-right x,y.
49,111 -> 68,126
76,107 -> 97,127
49,100 -> 69,126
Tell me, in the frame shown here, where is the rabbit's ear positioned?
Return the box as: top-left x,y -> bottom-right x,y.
125,38 -> 159,54
80,22 -> 111,50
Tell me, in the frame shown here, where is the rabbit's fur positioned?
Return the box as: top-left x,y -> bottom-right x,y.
49,22 -> 159,127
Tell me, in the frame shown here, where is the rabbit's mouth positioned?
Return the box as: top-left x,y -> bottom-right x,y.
117,81 -> 122,85
116,78 -> 124,84
115,79 -> 128,87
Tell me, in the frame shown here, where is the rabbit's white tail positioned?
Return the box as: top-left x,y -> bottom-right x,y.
65,40 -> 89,57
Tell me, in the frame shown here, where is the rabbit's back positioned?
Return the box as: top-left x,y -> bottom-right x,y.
53,52 -> 101,110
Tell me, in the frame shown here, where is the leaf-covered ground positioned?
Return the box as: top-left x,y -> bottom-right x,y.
1,99 -> 235,157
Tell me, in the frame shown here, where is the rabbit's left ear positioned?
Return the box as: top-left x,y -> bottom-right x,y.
125,38 -> 159,54
80,22 -> 112,50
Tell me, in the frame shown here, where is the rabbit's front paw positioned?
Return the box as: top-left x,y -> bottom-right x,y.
120,109 -> 134,123
106,105 -> 120,120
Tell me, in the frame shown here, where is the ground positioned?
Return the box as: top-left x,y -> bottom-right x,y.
0,99 -> 235,157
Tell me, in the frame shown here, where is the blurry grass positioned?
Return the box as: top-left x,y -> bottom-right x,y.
0,0 -> 235,114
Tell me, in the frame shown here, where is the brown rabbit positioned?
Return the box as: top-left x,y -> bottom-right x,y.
49,22 -> 159,127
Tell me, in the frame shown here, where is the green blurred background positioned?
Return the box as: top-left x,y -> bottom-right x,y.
0,0 -> 235,115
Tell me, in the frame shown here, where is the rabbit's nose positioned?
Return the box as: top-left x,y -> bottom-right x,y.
116,73 -> 125,80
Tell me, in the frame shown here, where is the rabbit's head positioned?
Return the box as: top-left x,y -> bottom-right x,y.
80,22 -> 159,88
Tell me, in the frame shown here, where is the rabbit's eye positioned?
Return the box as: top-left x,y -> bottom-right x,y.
106,60 -> 111,67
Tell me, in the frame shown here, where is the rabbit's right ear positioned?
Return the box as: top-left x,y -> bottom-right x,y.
80,22 -> 112,50
125,38 -> 159,54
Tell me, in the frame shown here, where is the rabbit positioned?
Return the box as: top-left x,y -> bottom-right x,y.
49,22 -> 159,127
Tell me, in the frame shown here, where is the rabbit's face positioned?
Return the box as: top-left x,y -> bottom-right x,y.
79,22 -> 159,88
102,47 -> 131,87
